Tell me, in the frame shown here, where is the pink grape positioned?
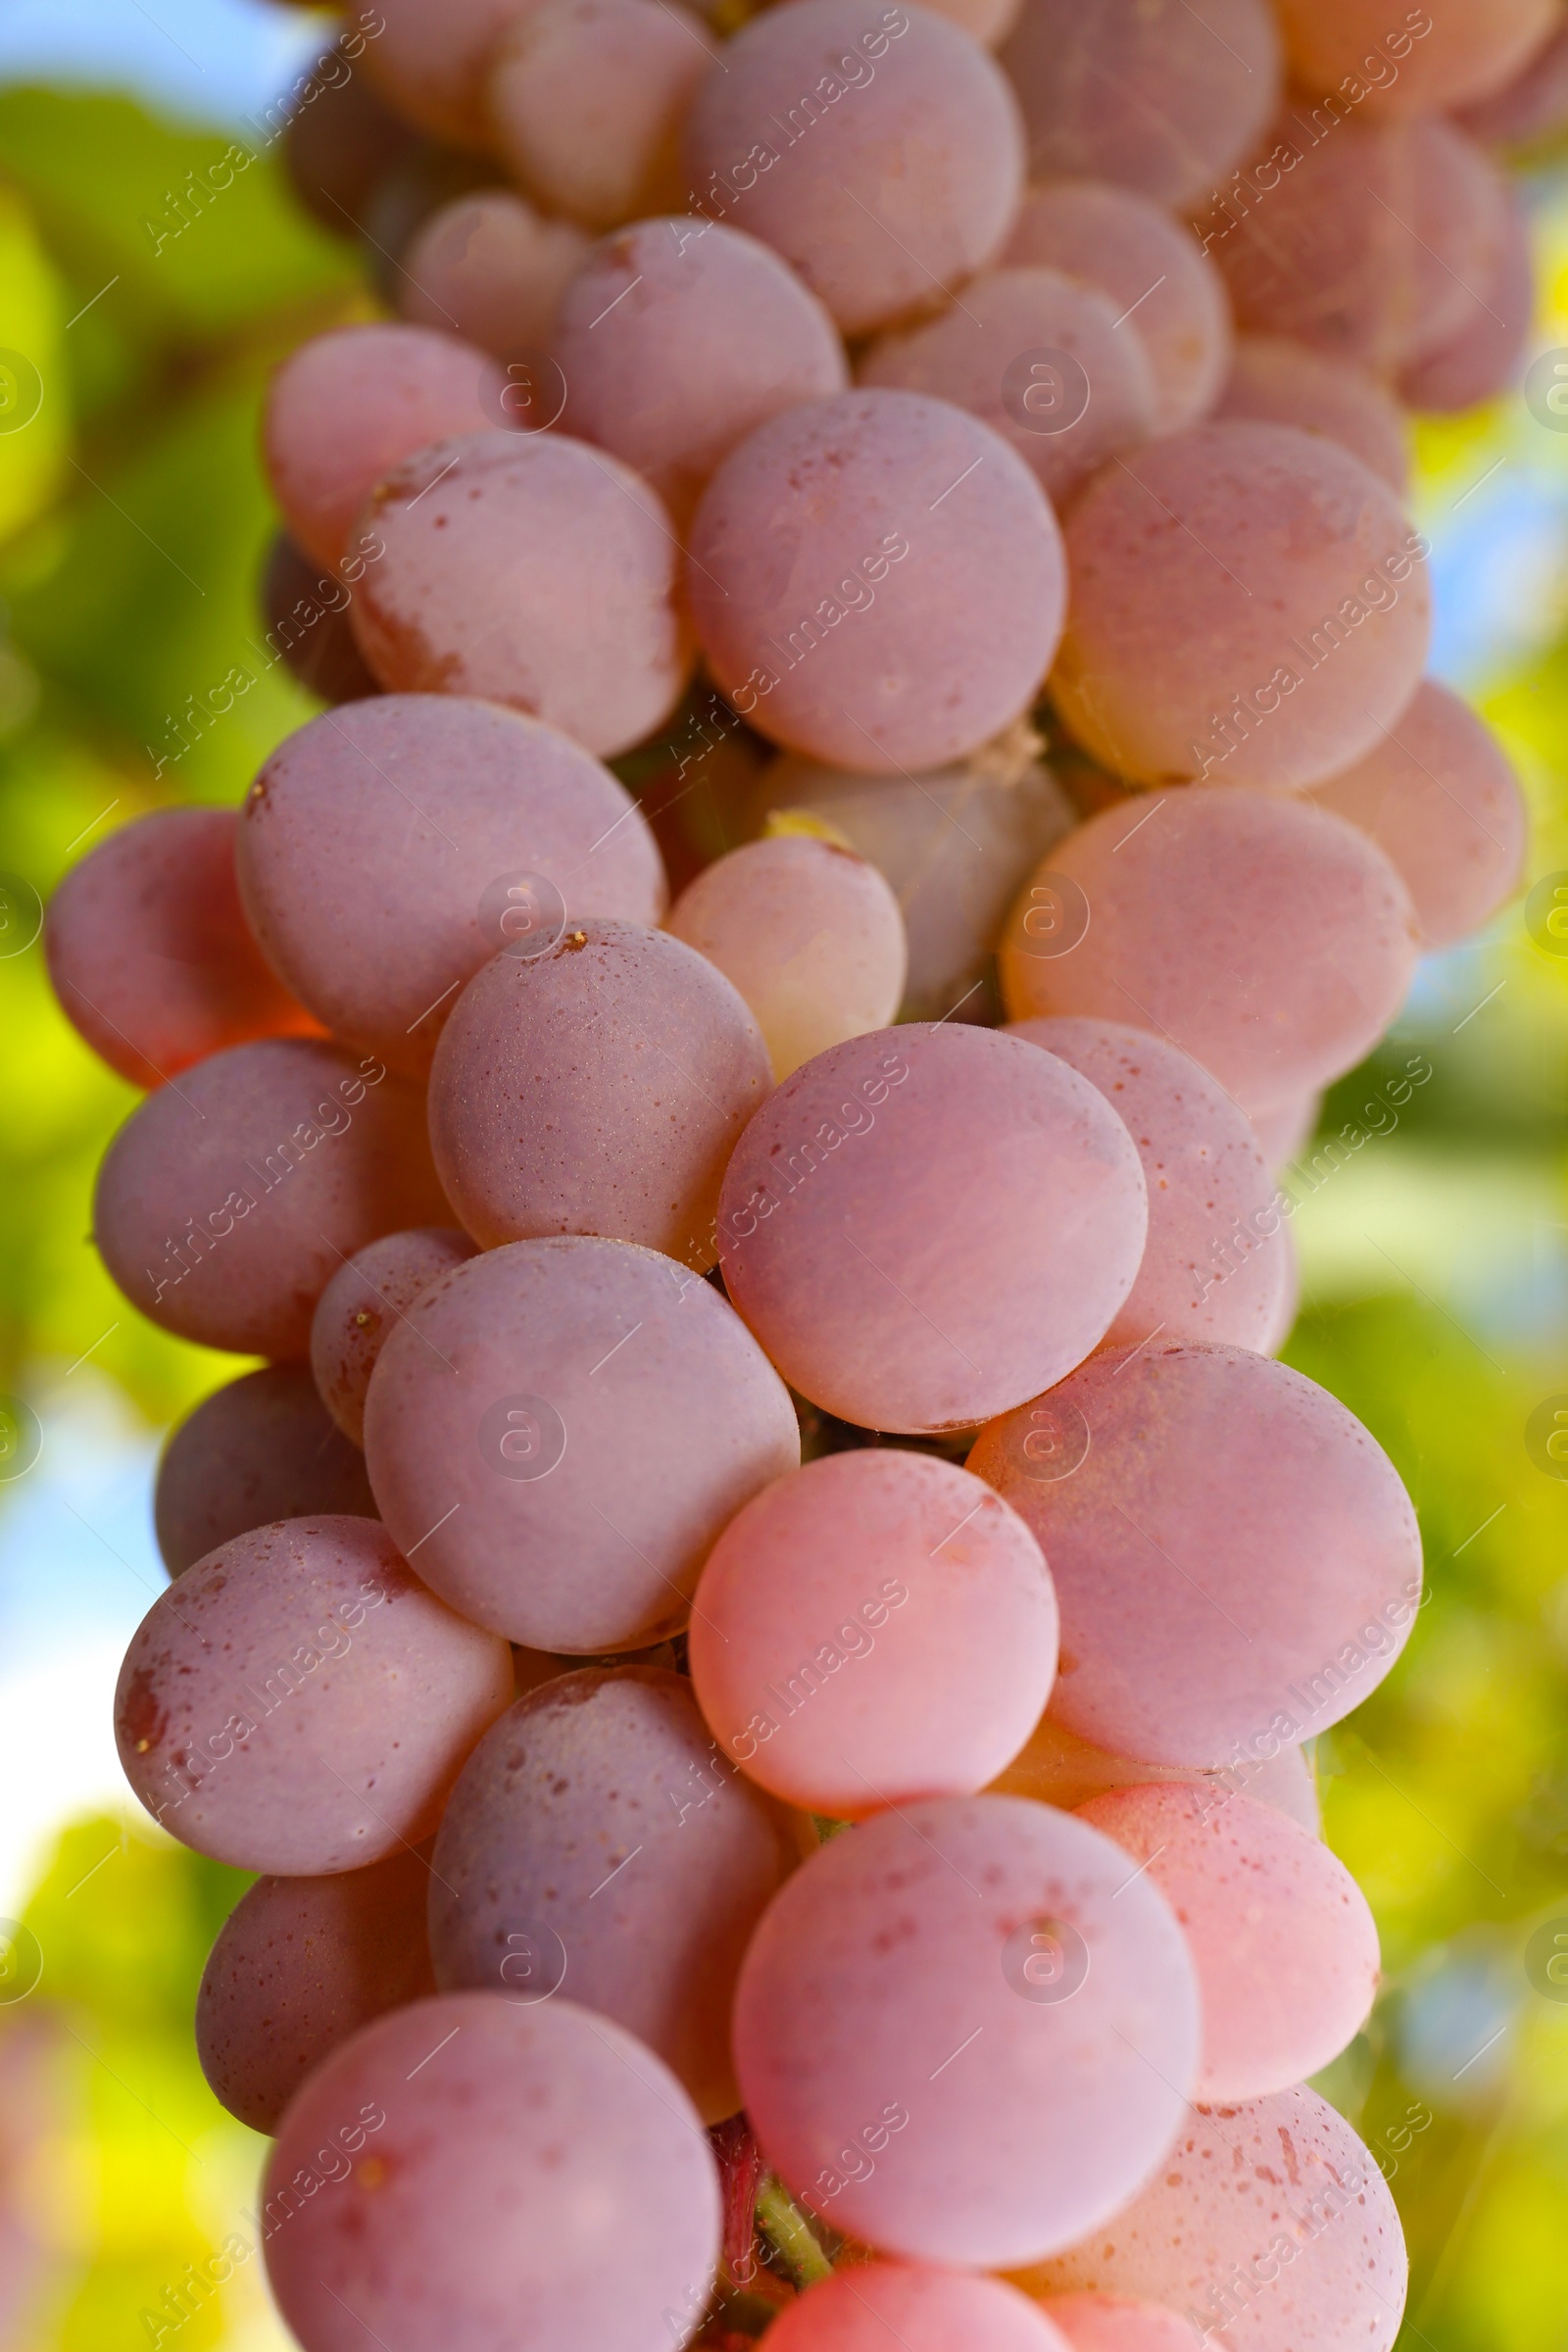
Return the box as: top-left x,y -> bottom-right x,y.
553,218 -> 847,523
717,1023 -> 1147,1432
682,0 -> 1024,335
195,1844 -> 437,2132
1049,422 -> 1432,792
968,1341 -> 1424,1768
263,323 -> 506,568
155,1365 -> 375,1578
1002,180 -> 1233,432
1274,0 -> 1556,116
665,836 -> 906,1078
427,921 -> 768,1262
1076,1784 -> 1379,2100
93,1038 -> 449,1359
361,1235 -> 800,1650
687,390 -> 1066,775
751,741 -> 1076,1020
235,694 -> 664,1074
1398,183 -> 1533,413
998,787 -> 1420,1117
428,1665 -> 799,2121
489,0 -> 719,231
263,1993 -> 720,2352
261,534 -> 382,705
359,0 -> 541,145
1303,677 -> 1529,949
115,1515 -> 513,1874
1005,1017 -> 1290,1351
733,1794 -> 1200,2266
1038,2297 -> 1211,2352
399,191 -> 592,355
858,269 -> 1157,508
1457,15 -> 1568,145
1017,2084 -> 1407,2352
917,0 -> 1022,39
1215,336 -> 1409,494
999,0 -> 1281,209
1250,1091 -> 1320,1170
283,44 -> 415,238
45,808 -> 318,1090
766,2264 -> 1075,2351
688,1450 -> 1057,1814
347,429 -> 692,759
310,1228 -> 478,1446
1203,114 -> 1501,375
990,1710 -> 1321,1837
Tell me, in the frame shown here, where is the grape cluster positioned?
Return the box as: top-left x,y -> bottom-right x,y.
43,0 -> 1544,2343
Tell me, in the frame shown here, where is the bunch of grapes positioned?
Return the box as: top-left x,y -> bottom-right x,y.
42,0 -> 1548,2342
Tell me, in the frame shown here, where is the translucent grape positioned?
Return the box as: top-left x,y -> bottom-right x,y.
717,1023 -> 1147,1432
1203,114 -> 1502,376
687,390 -> 1066,776
428,921 -> 767,1261
360,0 -> 541,146
733,1794 -> 1200,2266
689,1450 -> 1057,1814
1037,2297 -> 1205,2352
1016,2084 -> 1407,2352
1049,422 -> 1432,792
1215,336 -> 1408,494
399,190 -> 592,355
1076,1784 -> 1379,2100
361,1235 -> 800,1650
45,808 -> 317,1090
195,1845 -> 436,2132
236,694 -> 664,1074
115,1516 -> 513,1874
155,1365 -> 375,1579
1275,0 -> 1556,117
489,0 -> 719,231
261,533 -> 383,705
683,0 -> 1025,335
989,1710 -> 1321,1836
750,739 -> 1076,1020
553,217 -> 847,522
999,0 -> 1282,209
1398,184 -> 1533,414
1005,1017 -> 1289,1351
263,323 -> 506,568
263,1993 -> 720,2352
998,787 -> 1419,1117
1002,180 -> 1232,432
1303,678 -> 1528,949
858,268 -> 1157,507
766,2264 -> 1075,2350
311,1228 -> 477,1446
93,1038 -> 449,1358
347,429 -> 692,759
968,1341 -> 1424,1767
429,1665 -> 799,2121
665,836 -> 906,1078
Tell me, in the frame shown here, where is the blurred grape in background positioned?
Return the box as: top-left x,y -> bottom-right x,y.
0,2 -> 1565,2346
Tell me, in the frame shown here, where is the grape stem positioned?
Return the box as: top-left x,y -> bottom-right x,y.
754,2176 -> 834,2287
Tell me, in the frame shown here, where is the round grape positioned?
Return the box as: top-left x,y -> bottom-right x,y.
718,1023 -> 1147,1432
115,1516 -> 514,1874
311,1228 -> 477,1446
767,2264 -> 1075,2350
361,1236 -> 800,1651
236,694 -> 664,1074
399,190 -> 591,356
1398,183 -> 1533,414
155,1364 -> 375,1579
261,534 -> 382,705
990,1710 -> 1321,1837
1275,0 -> 1555,116
1215,336 -> 1408,494
733,1794 -> 1200,2266
359,0 -> 541,145
968,1341 -> 1423,1767
1037,2298 -> 1200,2352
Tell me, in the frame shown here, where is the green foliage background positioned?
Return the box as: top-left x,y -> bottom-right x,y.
0,69 -> 1563,2352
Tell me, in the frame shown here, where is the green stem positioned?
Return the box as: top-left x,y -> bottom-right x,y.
754,2175 -> 834,2288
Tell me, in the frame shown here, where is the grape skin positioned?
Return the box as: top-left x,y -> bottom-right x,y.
115,1515 -> 514,1875
765,2263 -> 1076,2349
1215,336 -> 1409,494
398,190 -> 592,356
155,1364 -> 375,1578
989,1709 -> 1321,1836
310,1228 -> 477,1446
